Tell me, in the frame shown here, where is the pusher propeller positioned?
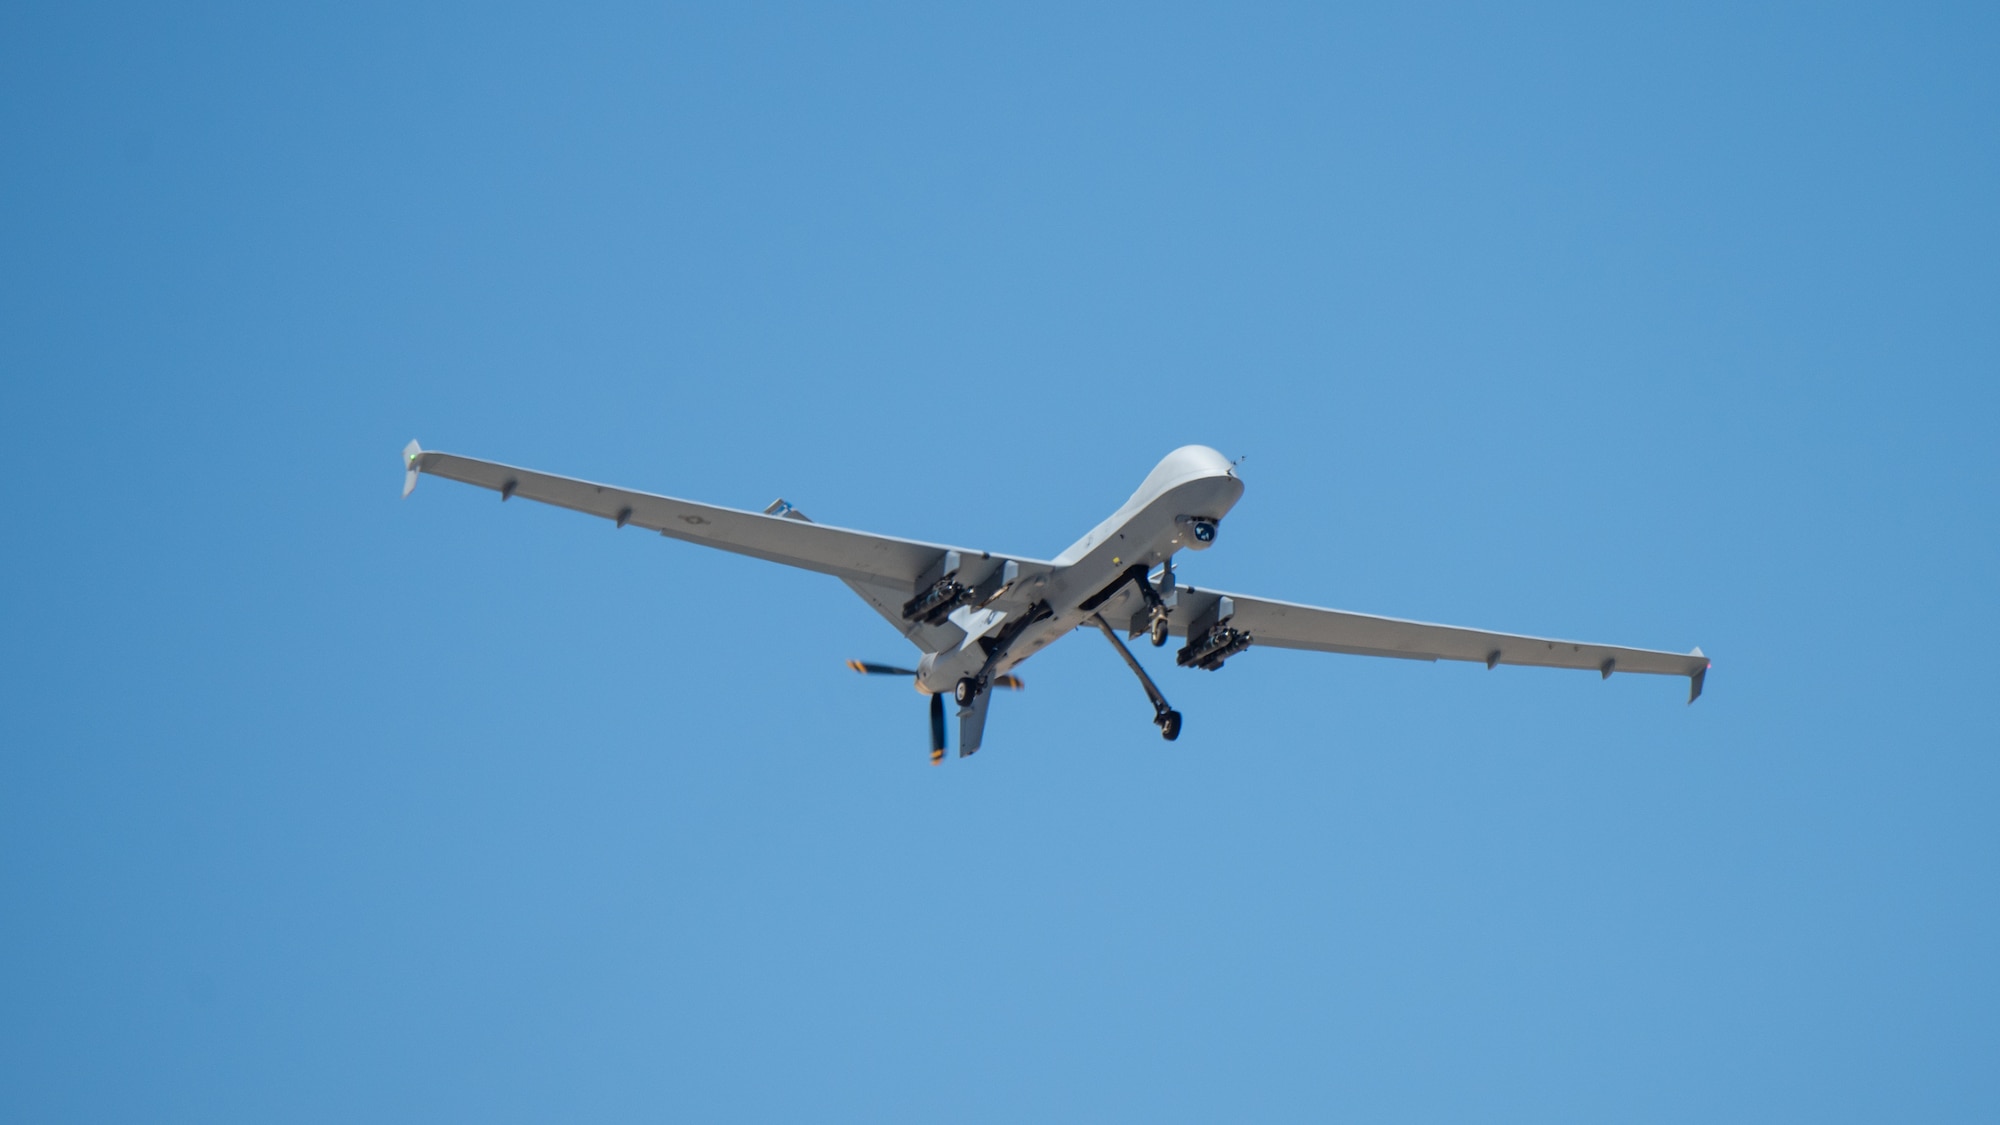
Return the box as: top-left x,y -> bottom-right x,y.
846,660 -> 1022,764
846,660 -> 919,677
844,660 -> 1024,691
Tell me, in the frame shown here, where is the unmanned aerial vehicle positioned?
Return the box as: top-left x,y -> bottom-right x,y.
402,443 -> 1708,762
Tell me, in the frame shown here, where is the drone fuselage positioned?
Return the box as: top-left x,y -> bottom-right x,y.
912,445 -> 1244,694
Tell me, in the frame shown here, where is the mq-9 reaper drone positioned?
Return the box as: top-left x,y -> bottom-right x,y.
403,443 -> 1708,763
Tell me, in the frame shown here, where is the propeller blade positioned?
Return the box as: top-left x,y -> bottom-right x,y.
847,660 -> 920,677
929,692 -> 947,765
993,674 -> 1025,691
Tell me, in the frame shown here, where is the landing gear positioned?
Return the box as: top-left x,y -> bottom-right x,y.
1148,614 -> 1170,647
1088,612 -> 1185,745
954,677 -> 980,707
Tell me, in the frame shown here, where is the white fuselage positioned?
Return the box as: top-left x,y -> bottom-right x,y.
914,445 -> 1244,693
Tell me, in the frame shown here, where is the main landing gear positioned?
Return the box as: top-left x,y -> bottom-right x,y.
1143,558 -> 1177,648
1089,613 -> 1183,741
955,676 -> 979,707
1119,561 -> 1176,647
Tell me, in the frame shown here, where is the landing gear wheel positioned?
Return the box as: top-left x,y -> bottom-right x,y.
1149,615 -> 1170,647
954,677 -> 979,707
1158,710 -> 1182,741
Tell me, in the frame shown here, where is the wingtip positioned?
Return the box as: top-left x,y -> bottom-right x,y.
1688,662 -> 1708,704
401,439 -> 423,498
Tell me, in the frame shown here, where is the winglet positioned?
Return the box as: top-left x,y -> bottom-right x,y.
1688,647 -> 1708,704
401,440 -> 423,498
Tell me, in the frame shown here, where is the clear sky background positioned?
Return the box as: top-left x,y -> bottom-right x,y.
3,3 -> 1996,1121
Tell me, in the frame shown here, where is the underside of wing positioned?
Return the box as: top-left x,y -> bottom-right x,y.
404,447 -> 1053,649
1109,582 -> 1710,700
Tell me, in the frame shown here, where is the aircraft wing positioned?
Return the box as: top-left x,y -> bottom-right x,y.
1161,585 -> 1711,701
401,443 -> 1050,614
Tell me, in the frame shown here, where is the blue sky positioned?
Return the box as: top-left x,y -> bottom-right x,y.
3,3 -> 1996,1120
